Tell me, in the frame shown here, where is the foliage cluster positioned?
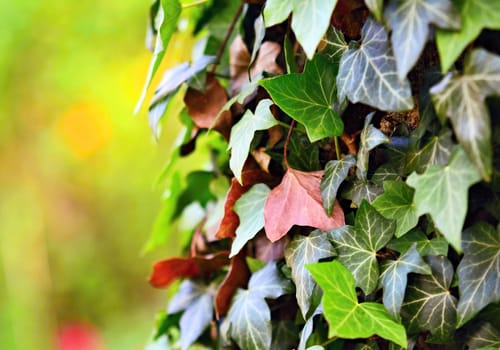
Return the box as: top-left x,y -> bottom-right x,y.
138,0 -> 500,349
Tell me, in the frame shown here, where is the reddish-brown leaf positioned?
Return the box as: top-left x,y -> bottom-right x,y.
230,36 -> 283,94
254,232 -> 290,262
264,168 -> 345,242
214,250 -> 250,318
215,169 -> 277,239
149,251 -> 230,288
184,74 -> 232,140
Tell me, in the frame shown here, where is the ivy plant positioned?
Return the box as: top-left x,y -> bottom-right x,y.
138,1 -> 500,349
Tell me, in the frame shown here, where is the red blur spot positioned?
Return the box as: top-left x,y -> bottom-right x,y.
56,323 -> 104,350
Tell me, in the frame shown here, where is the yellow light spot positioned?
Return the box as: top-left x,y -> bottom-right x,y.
56,102 -> 112,158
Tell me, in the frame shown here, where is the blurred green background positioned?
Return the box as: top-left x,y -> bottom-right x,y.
0,1 -> 196,349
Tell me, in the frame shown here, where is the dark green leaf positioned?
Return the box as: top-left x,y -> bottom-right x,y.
271,321 -> 299,350
384,0 -> 460,79
284,35 -> 297,74
401,256 -> 457,343
342,179 -> 384,207
406,146 -> 482,252
287,131 -> 321,171
404,131 -> 454,174
321,155 -> 356,215
466,322 -> 500,349
379,244 -> 431,319
431,48 -> 500,180
436,0 -> 500,72
260,54 -> 343,142
456,222 -> 500,326
354,340 -> 380,350
307,261 -> 407,347
263,0 -> 339,59
337,18 -> 414,111
285,230 -> 336,317
231,184 -> 271,257
319,26 -> 348,63
329,201 -> 396,294
372,181 -> 418,237
388,230 -> 449,256
357,113 -> 390,181
229,99 -> 278,183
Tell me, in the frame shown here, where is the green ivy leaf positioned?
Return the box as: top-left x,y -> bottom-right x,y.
404,130 -> 454,174
354,340 -> 380,350
431,48 -> 500,180
285,230 -> 336,318
365,0 -> 384,21
384,0 -> 460,79
357,113 -> 390,180
229,99 -> 278,183
436,0 -> 500,72
388,230 -> 449,256
456,222 -> 500,327
466,322 -> 500,349
307,261 -> 407,347
260,55 -> 343,142
226,261 -> 293,350
406,147 -> 482,252
379,244 -> 431,319
337,18 -> 414,111
343,179 -> 384,207
329,201 -> 396,294
372,181 -> 418,237
231,183 -> 271,258
287,131 -> 321,171
271,321 -> 299,350
136,0 -> 182,113
263,0 -> 338,59
401,256 -> 457,343
321,154 -> 356,216
250,15 -> 266,68
318,26 -> 348,63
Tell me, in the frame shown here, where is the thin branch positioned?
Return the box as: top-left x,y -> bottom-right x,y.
283,120 -> 296,169
209,1 -> 244,74
334,136 -> 341,160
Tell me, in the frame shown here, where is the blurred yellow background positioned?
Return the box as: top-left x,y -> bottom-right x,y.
0,1 -> 196,349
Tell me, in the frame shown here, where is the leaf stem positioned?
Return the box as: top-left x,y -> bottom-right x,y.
320,336 -> 338,347
181,0 -> 209,9
209,1 -> 244,74
283,120 -> 296,169
334,136 -> 341,160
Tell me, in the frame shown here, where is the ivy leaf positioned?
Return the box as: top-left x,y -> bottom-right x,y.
231,184 -> 271,258
329,201 -> 396,294
260,54 -> 343,142
365,0 -> 384,21
225,261 -> 293,349
404,130 -> 454,174
357,112 -> 390,181
136,0 -> 181,113
307,261 -> 407,347
384,0 -> 460,79
456,222 -> 500,327
466,322 -> 500,349
249,15 -> 266,68
379,244 -> 431,319
337,18 -> 414,111
342,179 -> 384,207
372,181 -> 418,238
298,306 -> 322,350
436,0 -> 500,72
215,78 -> 260,124
388,230 -> 449,256
264,168 -> 345,242
285,230 -> 336,318
287,129 -> 321,171
401,256 -> 457,343
229,99 -> 278,183
406,146 -> 482,252
354,340 -> 380,350
430,48 -> 500,180
318,26 -> 348,63
321,154 -> 356,215
271,321 -> 299,350
263,0 -> 339,59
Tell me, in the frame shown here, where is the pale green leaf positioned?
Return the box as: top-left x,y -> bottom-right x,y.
215,77 -> 260,125
231,184 -> 271,258
136,0 -> 181,113
250,15 -> 265,68
379,244 -> 431,319
401,256 -> 457,343
298,306 -> 322,350
307,261 -> 407,347
285,230 -> 336,317
388,230 -> 449,256
456,222 -> 500,327
357,112 -> 390,180
406,146 -> 482,252
436,0 -> 500,72
247,261 -> 294,299
260,54 -> 343,142
431,48 -> 500,180
228,99 -> 278,183
321,154 -> 356,215
337,18 -> 414,111
329,201 -> 396,294
263,0 -> 339,59
372,181 -> 418,237
385,0 -> 460,79
365,0 -> 384,21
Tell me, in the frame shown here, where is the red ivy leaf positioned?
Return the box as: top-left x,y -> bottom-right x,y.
149,251 -> 230,288
264,168 -> 345,242
254,232 -> 290,262
214,250 -> 250,318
